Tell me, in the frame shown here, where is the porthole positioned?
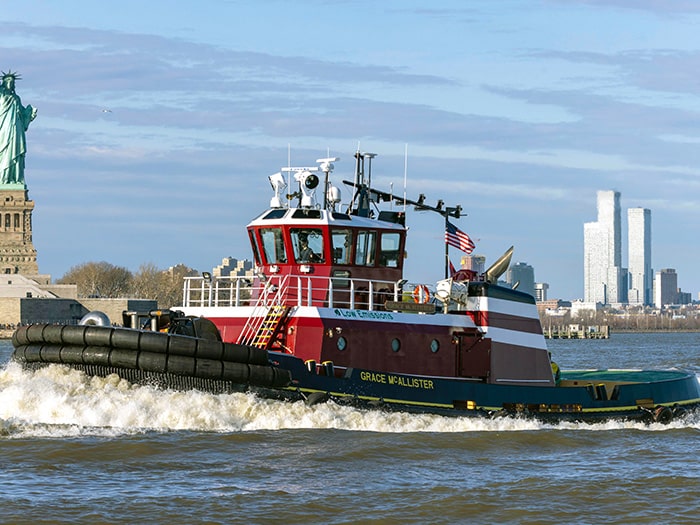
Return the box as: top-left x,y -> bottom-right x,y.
430,339 -> 440,353
391,338 -> 401,352
337,336 -> 347,351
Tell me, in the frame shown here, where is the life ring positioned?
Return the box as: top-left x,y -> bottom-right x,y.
413,285 -> 431,303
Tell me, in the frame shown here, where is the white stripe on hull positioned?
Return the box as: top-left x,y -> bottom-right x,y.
181,305 -> 479,330
481,326 -> 548,350
468,296 -> 539,319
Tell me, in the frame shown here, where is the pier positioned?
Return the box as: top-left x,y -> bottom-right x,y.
544,324 -> 610,339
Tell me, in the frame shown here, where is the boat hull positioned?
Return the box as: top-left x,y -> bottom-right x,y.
267,352 -> 700,423
11,324 -> 700,424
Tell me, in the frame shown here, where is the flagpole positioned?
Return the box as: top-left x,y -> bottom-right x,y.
444,214 -> 449,279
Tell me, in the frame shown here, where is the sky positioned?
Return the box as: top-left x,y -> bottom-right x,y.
2,0 -> 700,301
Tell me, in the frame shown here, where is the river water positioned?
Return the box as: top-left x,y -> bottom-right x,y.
1,332 -> 699,524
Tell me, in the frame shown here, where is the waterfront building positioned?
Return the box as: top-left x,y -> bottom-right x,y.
213,257 -> 254,278
505,261 -> 536,298
460,254 -> 486,274
628,208 -> 652,305
535,282 -> 549,302
654,268 -> 678,307
584,190 -> 622,304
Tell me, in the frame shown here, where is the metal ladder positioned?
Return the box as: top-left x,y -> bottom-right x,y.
237,275 -> 290,348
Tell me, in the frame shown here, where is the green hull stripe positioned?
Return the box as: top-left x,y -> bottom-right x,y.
285,387 -> 700,414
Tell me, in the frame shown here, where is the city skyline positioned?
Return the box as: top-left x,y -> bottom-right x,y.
1,2 -> 700,300
581,190 -> 692,307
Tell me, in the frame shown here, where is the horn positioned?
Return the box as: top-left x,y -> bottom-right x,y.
484,246 -> 514,283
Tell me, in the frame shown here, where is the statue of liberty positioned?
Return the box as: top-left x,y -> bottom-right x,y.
0,70 -> 38,186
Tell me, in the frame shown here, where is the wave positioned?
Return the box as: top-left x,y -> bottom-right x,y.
1,362 -> 698,438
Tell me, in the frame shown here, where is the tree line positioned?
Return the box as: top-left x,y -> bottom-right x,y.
541,307 -> 700,332
56,262 -> 200,308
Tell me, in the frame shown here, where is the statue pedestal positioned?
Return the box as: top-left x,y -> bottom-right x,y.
1,183 -> 26,191
0,187 -> 38,275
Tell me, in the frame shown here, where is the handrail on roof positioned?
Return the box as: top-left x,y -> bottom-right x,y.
181,274 -> 411,311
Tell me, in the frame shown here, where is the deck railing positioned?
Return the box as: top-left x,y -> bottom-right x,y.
182,274 -> 406,311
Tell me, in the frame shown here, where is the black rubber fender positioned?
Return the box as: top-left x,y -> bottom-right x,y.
60,325 -> 89,346
82,346 -> 112,366
18,344 -> 42,363
25,325 -> 48,346
109,328 -> 143,352
137,351 -> 168,374
220,361 -> 251,384
224,343 -> 270,366
39,345 -> 62,364
12,326 -> 30,347
195,339 -> 225,361
653,405 -> 674,424
166,354 -> 197,377
84,326 -> 114,347
249,364 -> 275,387
42,324 -> 67,345
138,331 -> 169,354
249,365 -> 291,388
167,335 -> 198,358
195,358 -> 224,380
109,347 -> 139,369
672,406 -> 689,419
10,345 -> 27,362
59,345 -> 86,365
12,324 -> 267,366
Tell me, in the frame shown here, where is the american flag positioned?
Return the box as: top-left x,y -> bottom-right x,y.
445,221 -> 475,254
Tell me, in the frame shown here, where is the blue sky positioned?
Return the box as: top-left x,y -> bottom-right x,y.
2,0 -> 700,301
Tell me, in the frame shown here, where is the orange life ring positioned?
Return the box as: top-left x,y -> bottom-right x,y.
413,285 -> 430,303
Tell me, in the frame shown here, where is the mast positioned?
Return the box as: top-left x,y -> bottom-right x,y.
442,205 -> 462,279
342,173 -> 463,278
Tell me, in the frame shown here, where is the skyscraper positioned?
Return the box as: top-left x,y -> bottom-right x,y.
654,268 -> 678,307
628,208 -> 652,305
534,282 -> 549,302
505,262 -> 536,298
584,190 -> 622,304
461,254 -> 486,274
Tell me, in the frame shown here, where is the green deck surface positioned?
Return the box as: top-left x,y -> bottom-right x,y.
561,369 -> 689,383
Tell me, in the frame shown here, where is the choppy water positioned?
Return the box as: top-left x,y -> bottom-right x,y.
1,332 -> 699,524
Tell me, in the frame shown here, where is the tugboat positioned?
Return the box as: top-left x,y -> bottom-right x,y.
12,152 -> 700,423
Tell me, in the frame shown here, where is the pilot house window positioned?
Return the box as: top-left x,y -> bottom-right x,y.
259,228 -> 287,264
248,230 -> 262,266
331,229 -> 352,264
355,231 -> 376,266
380,232 -> 401,268
292,228 -> 324,263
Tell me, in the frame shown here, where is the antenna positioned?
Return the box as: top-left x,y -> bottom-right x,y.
316,156 -> 339,209
287,143 -> 291,207
347,150 -> 377,217
403,143 -> 408,212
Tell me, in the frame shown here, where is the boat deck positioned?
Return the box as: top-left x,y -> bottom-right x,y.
561,369 -> 691,383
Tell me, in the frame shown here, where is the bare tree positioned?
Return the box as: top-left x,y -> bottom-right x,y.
131,263 -> 198,308
57,261 -> 133,298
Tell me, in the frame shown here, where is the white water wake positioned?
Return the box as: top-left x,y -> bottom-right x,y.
1,362 -> 697,438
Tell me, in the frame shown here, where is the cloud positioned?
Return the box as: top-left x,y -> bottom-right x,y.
4,11 -> 700,298
552,0 -> 700,14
